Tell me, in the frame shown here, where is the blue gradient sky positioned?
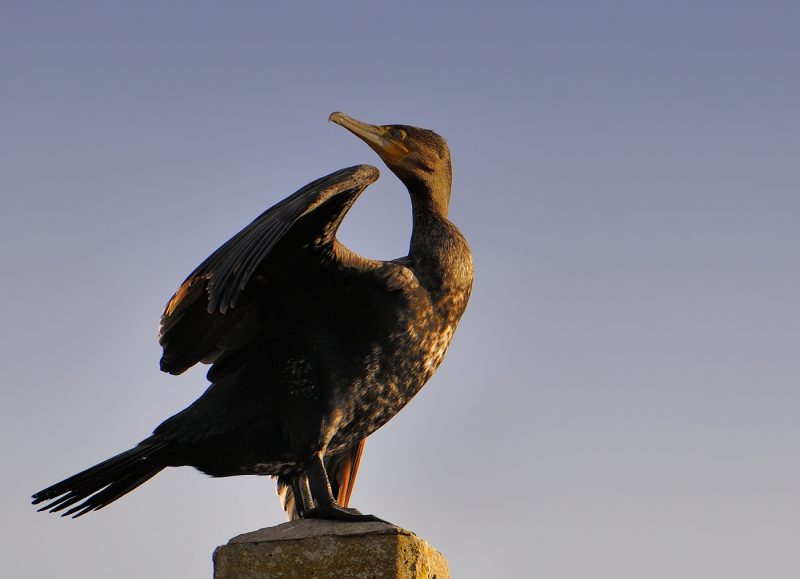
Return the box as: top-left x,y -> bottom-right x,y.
2,1 -> 799,577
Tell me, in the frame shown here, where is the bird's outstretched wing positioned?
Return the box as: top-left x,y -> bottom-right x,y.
159,164 -> 380,376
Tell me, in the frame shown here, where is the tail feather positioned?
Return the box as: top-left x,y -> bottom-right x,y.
32,441 -> 169,518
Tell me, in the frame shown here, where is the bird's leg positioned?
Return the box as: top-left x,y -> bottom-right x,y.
292,474 -> 315,518
303,452 -> 384,522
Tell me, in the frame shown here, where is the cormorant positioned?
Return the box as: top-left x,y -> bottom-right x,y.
32,112 -> 474,521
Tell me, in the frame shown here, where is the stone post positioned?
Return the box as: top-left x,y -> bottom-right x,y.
213,519 -> 449,579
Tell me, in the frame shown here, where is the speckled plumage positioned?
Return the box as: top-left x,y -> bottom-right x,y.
32,113 -> 472,520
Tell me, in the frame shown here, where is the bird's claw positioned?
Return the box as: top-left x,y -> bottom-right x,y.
302,504 -> 386,523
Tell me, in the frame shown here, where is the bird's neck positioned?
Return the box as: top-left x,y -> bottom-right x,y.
409,179 -> 452,257
408,181 -> 473,306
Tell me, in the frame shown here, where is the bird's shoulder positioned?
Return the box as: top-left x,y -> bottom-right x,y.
332,244 -> 419,294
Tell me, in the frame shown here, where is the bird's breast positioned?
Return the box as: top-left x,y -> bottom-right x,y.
327,284 -> 469,452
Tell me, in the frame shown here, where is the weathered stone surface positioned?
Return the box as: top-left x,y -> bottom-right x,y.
213,519 -> 449,579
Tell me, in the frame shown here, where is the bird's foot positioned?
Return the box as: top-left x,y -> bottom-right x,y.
301,451 -> 389,523
302,503 -> 386,523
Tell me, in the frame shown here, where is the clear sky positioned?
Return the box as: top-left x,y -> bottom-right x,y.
2,1 -> 799,577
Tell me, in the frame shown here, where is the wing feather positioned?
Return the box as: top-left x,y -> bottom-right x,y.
159,164 -> 379,375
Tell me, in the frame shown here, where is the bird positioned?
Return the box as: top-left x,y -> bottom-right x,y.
32,112 -> 474,521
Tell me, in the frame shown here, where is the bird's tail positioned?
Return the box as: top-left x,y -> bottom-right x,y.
32,441 -> 169,518
276,439 -> 365,520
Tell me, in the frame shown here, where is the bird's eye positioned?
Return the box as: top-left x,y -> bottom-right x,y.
390,128 -> 407,141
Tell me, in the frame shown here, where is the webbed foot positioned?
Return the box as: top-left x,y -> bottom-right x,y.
302,503 -> 386,523
303,451 -> 388,523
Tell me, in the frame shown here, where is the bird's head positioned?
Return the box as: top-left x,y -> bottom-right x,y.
329,112 -> 452,215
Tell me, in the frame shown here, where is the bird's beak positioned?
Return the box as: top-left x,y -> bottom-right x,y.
329,112 -> 409,163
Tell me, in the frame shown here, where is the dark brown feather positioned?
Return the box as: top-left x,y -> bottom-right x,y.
158,165 -> 379,375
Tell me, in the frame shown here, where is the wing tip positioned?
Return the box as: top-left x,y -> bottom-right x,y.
350,164 -> 380,185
